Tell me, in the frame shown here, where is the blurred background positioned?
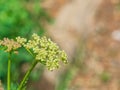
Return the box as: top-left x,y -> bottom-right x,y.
0,0 -> 120,90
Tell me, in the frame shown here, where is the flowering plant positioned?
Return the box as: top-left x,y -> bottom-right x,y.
0,33 -> 68,90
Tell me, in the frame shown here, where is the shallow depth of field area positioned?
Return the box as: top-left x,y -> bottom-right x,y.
0,0 -> 120,90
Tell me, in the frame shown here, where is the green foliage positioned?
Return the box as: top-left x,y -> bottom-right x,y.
0,0 -> 52,89
0,51 -> 8,81
0,0 -> 52,38
100,71 -> 111,83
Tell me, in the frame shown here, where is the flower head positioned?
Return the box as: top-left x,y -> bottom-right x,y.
0,38 -> 21,52
16,33 -> 68,70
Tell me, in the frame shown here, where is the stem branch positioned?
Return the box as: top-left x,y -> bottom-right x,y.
17,60 -> 38,90
7,53 -> 11,90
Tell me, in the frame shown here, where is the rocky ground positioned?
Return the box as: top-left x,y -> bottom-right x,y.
43,0 -> 120,90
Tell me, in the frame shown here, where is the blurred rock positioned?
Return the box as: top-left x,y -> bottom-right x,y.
42,0 -> 120,90
111,0 -> 120,4
112,30 -> 120,41
41,0 -> 69,17
47,0 -> 103,60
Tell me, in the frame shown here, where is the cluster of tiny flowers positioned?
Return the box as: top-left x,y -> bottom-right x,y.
0,38 -> 21,52
16,36 -> 27,45
16,33 -> 68,70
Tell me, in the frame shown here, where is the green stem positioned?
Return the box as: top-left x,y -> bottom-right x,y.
7,53 -> 11,90
17,60 -> 38,90
26,48 -> 34,57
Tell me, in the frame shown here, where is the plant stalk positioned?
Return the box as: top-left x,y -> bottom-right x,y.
17,60 -> 38,90
7,53 -> 11,90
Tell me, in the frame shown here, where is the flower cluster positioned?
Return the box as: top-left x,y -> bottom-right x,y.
16,33 -> 68,70
0,38 -> 21,52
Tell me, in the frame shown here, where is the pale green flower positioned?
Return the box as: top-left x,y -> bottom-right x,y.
16,33 -> 68,71
16,37 -> 27,45
60,50 -> 68,63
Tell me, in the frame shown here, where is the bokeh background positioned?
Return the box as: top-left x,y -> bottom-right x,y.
1,0 -> 120,90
